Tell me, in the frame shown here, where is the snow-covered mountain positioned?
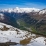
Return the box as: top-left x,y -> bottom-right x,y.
1,7 -> 46,14
39,8 -> 46,14
0,22 -> 31,43
0,8 -> 46,31
0,7 -> 40,13
0,7 -> 46,46
0,13 -> 4,20
0,22 -> 46,46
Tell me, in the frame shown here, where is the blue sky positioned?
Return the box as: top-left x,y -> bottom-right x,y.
0,0 -> 46,9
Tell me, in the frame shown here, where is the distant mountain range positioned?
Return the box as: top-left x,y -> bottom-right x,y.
0,7 -> 40,13
0,7 -> 46,35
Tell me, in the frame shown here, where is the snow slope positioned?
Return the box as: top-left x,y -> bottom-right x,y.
0,22 -> 46,46
39,8 -> 46,14
0,22 -> 31,43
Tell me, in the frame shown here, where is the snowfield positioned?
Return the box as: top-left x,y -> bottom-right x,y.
0,22 -> 46,46
0,31 -> 28,43
0,22 -> 31,43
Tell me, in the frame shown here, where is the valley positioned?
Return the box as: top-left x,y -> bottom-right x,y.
0,8 -> 46,46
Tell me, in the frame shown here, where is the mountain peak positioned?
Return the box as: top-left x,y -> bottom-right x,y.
39,8 -> 46,14
0,7 -> 40,13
